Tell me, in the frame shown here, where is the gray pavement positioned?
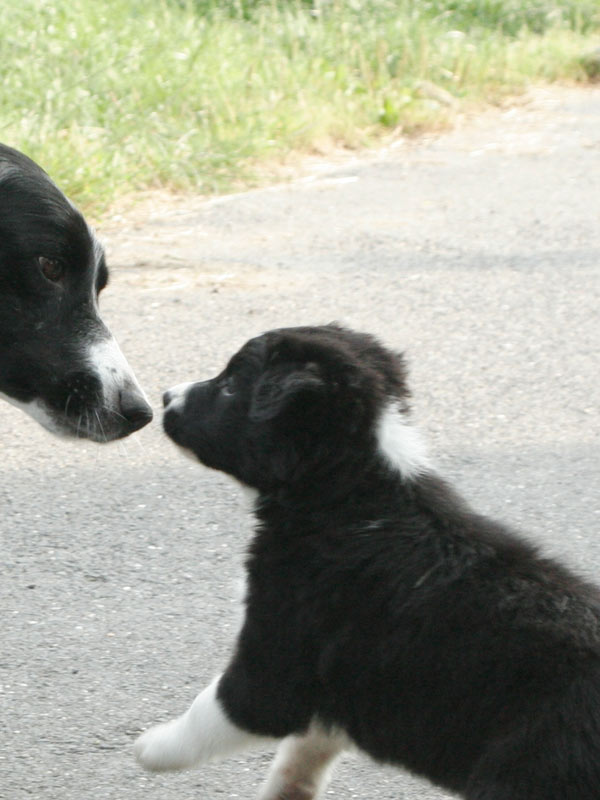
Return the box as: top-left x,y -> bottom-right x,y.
1,85 -> 599,799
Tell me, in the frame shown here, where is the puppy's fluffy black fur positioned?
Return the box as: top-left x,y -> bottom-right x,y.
162,325 -> 600,799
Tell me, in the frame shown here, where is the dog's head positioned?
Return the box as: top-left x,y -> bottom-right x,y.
0,144 -> 152,441
163,325 -> 430,495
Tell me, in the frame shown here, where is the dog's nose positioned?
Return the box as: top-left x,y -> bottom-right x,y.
119,389 -> 153,432
163,389 -> 173,408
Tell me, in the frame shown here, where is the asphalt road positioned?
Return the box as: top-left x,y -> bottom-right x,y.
1,86 -> 599,800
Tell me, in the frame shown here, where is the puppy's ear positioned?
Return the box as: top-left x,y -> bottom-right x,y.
249,363 -> 325,422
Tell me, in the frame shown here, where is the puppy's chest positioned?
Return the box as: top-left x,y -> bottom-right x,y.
245,525 -> 341,605
244,521 -> 400,623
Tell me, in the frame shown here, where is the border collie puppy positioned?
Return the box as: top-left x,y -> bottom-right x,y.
0,144 -> 152,440
136,324 -> 600,799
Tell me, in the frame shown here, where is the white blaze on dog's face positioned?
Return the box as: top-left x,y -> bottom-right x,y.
0,144 -> 153,441
163,325 -> 430,492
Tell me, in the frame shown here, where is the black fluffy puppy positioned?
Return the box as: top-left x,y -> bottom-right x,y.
0,144 -> 152,440
136,324 -> 600,799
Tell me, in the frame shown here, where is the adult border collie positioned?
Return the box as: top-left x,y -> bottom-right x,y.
136,324 -> 600,799
0,144 -> 152,441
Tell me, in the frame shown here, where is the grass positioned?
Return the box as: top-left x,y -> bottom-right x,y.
1,0 -> 598,216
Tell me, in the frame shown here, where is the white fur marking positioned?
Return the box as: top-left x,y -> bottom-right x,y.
134,676 -> 270,772
0,392 -> 63,435
238,483 -> 259,510
258,723 -> 348,800
376,403 -> 431,479
164,381 -> 194,413
91,228 -> 104,265
87,336 -> 147,406
90,229 -> 105,311
163,381 -> 198,461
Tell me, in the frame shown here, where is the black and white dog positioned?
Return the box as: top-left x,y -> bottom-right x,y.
0,144 -> 152,441
136,324 -> 600,799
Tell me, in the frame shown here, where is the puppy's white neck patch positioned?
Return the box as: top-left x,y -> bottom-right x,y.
376,403 -> 431,480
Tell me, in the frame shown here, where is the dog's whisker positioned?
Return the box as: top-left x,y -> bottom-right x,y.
117,438 -> 130,458
93,409 -> 108,444
105,407 -> 128,423
131,430 -> 148,454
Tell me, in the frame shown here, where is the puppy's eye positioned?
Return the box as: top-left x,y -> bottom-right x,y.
38,257 -> 64,284
220,376 -> 237,397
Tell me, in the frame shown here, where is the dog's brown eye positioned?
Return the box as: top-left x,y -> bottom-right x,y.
38,256 -> 64,284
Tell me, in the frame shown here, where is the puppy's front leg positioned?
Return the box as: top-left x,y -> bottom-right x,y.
258,723 -> 346,800
135,676 -> 271,772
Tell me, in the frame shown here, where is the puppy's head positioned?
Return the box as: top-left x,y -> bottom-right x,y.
163,325 -> 429,494
0,144 -> 152,441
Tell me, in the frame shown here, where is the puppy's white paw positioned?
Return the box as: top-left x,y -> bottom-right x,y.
134,718 -> 195,772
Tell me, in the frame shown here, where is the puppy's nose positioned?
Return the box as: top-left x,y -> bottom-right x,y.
119,389 -> 153,432
163,389 -> 173,408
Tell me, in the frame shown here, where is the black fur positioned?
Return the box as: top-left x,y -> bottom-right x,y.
164,324 -> 600,799
0,144 -> 152,440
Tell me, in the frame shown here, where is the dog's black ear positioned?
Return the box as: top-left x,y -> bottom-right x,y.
249,363 -> 325,422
